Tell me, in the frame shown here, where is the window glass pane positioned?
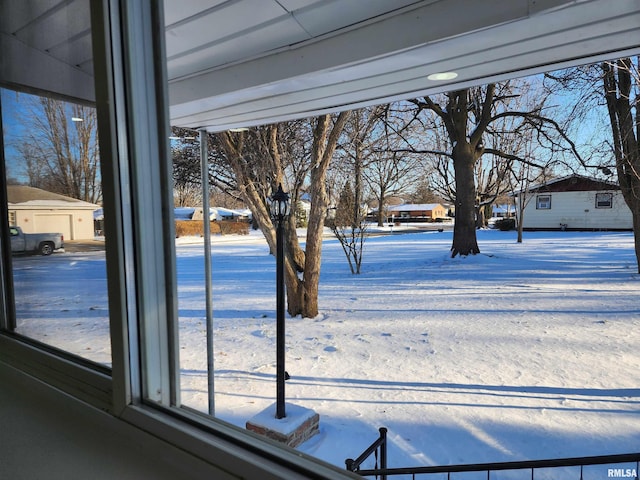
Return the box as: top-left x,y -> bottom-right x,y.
1,88 -> 110,367
596,192 -> 613,208
161,1 -> 640,472
536,195 -> 551,209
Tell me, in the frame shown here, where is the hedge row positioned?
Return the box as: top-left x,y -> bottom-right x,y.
175,220 -> 250,237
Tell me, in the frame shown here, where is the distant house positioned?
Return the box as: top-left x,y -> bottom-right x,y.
381,203 -> 448,223
7,185 -> 100,240
492,204 -> 515,218
190,207 -> 251,221
174,207 -> 196,220
513,174 -> 632,231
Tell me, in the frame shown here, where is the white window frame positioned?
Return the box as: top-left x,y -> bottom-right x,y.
536,194 -> 552,210
0,1 -> 352,478
595,192 -> 613,209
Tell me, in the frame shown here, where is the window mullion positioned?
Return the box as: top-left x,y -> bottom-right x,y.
90,0 -> 179,411
120,0 -> 178,407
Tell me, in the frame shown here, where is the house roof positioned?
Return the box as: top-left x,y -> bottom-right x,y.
388,203 -> 443,212
518,174 -> 620,194
7,185 -> 99,209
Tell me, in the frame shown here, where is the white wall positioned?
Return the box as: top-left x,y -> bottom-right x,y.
0,362 -> 237,480
520,190 -> 632,230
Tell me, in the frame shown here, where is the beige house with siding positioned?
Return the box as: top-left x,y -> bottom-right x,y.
514,175 -> 632,231
7,185 -> 100,240
386,203 -> 448,222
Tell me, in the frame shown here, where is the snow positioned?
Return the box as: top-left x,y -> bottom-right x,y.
11,228 -> 640,474
176,206 -> 252,221
174,207 -> 195,220
248,402 -> 317,436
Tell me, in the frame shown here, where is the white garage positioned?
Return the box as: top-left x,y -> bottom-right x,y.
7,185 -> 100,240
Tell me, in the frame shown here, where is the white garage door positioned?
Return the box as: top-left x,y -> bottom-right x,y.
34,214 -> 73,240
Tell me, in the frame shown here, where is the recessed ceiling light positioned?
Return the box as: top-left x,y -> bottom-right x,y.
427,72 -> 458,81
229,127 -> 249,132
71,117 -> 84,122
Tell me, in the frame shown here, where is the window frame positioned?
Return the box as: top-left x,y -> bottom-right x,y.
536,194 -> 552,210
0,1 -> 352,478
595,192 -> 613,209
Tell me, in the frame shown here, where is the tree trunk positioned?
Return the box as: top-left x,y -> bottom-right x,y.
516,197 -> 524,243
283,255 -> 304,315
376,190 -> 386,226
451,144 -> 480,256
630,210 -> 640,274
285,112 -> 351,317
354,146 -> 362,230
377,205 -> 385,227
475,204 -> 486,229
602,58 -> 640,272
299,166 -> 326,317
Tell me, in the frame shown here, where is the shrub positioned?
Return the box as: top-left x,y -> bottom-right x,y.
495,218 -> 516,231
175,220 -> 249,237
219,221 -> 250,235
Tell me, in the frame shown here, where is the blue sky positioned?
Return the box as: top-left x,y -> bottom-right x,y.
0,68 -> 616,186
1,88 -> 30,182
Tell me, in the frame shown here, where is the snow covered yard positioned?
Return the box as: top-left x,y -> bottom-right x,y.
176,229 -> 640,471
13,229 -> 640,474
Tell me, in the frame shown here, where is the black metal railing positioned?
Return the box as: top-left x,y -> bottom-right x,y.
346,427 -> 388,480
346,428 -> 640,479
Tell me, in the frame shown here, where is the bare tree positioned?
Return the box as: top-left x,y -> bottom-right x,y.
365,150 -> 422,226
360,108 -> 425,226
328,107 -> 387,272
217,112 -> 350,318
474,151 -> 513,228
603,57 -> 640,271
475,93 -> 556,229
173,182 -> 202,208
170,126 -> 251,209
407,80 -> 581,256
406,176 -> 441,204
328,182 -> 367,274
543,58 -> 640,270
510,143 -> 552,243
18,97 -> 101,203
170,130 -> 201,207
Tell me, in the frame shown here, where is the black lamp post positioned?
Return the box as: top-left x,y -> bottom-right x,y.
269,184 -> 291,419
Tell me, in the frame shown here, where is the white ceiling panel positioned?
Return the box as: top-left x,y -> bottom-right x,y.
168,0 -> 534,105
292,0 -> 427,37
0,0 -> 61,33
275,0 -> 326,11
47,32 -> 93,72
165,0 -> 287,58
163,0 -> 227,26
167,17 -> 309,79
13,2 -> 89,53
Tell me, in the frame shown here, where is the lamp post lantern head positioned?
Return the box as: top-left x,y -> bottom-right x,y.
269,184 -> 291,222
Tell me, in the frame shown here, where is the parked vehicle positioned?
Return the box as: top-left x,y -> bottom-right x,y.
9,225 -> 64,255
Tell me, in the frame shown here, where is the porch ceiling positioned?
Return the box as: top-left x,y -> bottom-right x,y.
1,0 -> 639,132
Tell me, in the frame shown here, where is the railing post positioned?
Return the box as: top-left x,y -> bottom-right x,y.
379,427 -> 388,480
345,458 -> 355,472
